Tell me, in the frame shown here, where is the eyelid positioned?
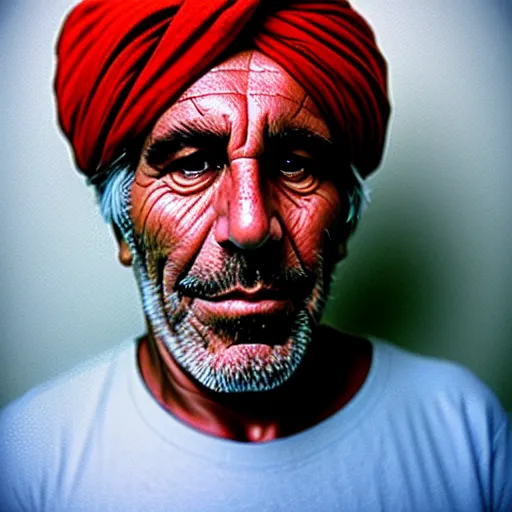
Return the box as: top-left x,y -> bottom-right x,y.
171,147 -> 201,161
146,146 -> 202,170
144,127 -> 229,167
166,150 -> 205,172
149,147 -> 224,174
290,149 -> 315,159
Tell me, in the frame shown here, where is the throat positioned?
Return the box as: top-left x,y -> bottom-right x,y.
137,328 -> 372,442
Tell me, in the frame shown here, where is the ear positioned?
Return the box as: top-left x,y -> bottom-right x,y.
112,224 -> 133,267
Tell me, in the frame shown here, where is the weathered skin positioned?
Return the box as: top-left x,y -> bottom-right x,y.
119,51 -> 370,441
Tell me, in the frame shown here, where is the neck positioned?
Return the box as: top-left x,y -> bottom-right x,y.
137,325 -> 371,442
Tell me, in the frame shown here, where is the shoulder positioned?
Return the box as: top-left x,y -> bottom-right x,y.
373,340 -> 511,509
1,339 -> 134,426
375,340 -> 507,431
0,339 -> 136,510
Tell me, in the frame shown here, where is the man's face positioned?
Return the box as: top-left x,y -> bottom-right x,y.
129,50 -> 344,392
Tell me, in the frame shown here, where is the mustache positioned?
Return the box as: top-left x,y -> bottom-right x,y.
175,252 -> 315,300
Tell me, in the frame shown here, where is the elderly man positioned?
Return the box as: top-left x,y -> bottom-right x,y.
1,0 -> 511,510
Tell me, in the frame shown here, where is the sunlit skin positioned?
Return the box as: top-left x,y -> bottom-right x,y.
118,51 -> 371,441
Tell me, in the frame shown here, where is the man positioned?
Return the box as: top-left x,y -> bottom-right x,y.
1,0 -> 510,510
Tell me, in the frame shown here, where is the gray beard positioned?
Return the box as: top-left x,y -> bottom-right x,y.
136,250 -> 328,393
161,271 -> 326,393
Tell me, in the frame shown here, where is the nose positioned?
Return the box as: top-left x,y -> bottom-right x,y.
215,158 -> 282,249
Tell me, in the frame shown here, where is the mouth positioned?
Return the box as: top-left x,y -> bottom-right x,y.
190,286 -> 295,319
201,285 -> 288,302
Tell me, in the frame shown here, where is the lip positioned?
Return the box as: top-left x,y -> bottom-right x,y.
193,296 -> 294,319
202,287 -> 288,302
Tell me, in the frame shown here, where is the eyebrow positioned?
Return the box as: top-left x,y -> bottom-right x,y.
267,127 -> 332,154
144,125 -> 229,167
143,124 -> 333,167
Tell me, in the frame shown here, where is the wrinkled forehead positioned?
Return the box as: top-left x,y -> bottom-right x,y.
149,50 -> 329,143
180,50 -> 321,114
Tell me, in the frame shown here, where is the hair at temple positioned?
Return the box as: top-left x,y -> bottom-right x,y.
90,150 -> 370,237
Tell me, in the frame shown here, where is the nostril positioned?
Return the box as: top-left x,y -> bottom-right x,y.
214,216 -> 229,245
269,217 -> 283,241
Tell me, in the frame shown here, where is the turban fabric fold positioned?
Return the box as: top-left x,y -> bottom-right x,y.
55,0 -> 390,178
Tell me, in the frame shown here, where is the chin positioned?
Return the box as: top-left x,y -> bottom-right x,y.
164,307 -> 315,393
157,266 -> 328,394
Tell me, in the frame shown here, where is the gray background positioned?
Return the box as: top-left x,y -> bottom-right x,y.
1,0 -> 511,410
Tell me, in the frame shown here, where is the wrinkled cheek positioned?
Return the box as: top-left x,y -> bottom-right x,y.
130,188 -> 182,279
132,183 -> 192,247
131,182 -> 220,298
282,188 -> 341,268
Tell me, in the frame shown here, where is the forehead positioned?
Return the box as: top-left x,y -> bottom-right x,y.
179,50 -> 320,113
150,50 -> 329,146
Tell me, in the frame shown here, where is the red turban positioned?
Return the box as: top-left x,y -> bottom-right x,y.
55,0 -> 390,178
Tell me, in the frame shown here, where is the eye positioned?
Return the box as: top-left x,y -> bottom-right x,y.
275,152 -> 320,194
166,150 -> 226,194
278,154 -> 311,181
174,151 -> 226,178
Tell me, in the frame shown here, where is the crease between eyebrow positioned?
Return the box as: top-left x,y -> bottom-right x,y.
144,123 -> 332,168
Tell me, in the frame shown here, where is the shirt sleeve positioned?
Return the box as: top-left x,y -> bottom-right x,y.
492,414 -> 512,511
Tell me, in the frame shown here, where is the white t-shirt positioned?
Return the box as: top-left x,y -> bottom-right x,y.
1,338 -> 511,511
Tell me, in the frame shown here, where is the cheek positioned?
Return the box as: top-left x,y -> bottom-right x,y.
131,178 -> 217,271
277,183 -> 341,267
